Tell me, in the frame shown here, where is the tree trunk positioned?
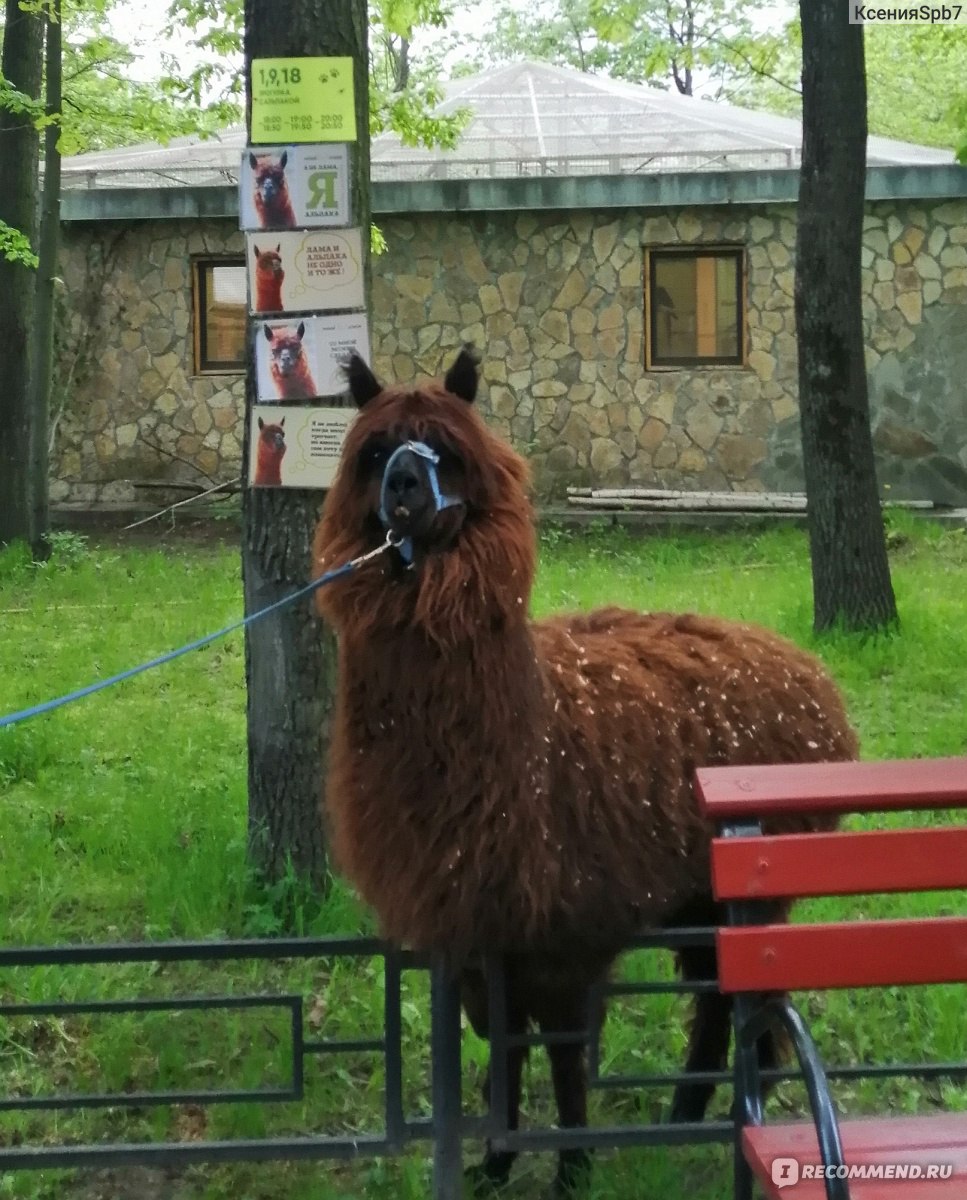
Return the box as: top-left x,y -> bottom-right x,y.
0,0 -> 43,552
28,0 -> 62,559
796,1 -> 898,632
242,0 -> 370,893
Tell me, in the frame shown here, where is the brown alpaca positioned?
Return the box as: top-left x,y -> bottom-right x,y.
265,322 -> 317,400
312,349 -> 857,1195
253,243 -> 284,313
254,416 -> 286,486
250,151 -> 297,229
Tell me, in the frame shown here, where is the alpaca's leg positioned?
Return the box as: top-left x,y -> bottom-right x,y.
536,986 -> 598,1197
669,943 -> 733,1124
546,1040 -> 592,1196
461,965 -> 528,1192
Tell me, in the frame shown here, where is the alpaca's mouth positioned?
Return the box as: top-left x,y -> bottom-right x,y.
385,502 -> 433,541
374,504 -> 464,569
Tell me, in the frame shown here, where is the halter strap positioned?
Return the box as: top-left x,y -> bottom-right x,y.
378,440 -> 462,565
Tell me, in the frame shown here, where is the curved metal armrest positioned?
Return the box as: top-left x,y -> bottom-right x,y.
738,996 -> 850,1200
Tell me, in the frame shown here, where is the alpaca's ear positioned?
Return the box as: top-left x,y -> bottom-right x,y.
248,152 -> 258,170
444,344 -> 479,403
296,321 -> 306,339
253,244 -> 261,257
258,417 -> 265,430
280,416 -> 285,428
279,150 -> 288,169
344,352 -> 382,407
263,324 -> 274,342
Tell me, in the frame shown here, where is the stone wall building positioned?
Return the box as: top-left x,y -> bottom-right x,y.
55,62 -> 967,506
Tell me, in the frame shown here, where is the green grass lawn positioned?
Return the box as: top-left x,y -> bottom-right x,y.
0,518 -> 966,1199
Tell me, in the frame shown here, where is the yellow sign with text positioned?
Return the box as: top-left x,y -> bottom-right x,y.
251,57 -> 356,144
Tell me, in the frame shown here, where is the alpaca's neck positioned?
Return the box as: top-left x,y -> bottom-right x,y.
273,366 -> 310,398
342,616 -> 546,786
258,275 -> 282,305
257,454 -> 282,484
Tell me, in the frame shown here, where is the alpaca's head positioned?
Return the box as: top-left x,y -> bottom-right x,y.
254,244 -> 283,278
315,348 -> 536,637
250,151 -> 289,206
329,347 -> 530,561
265,321 -> 306,377
257,415 -> 286,459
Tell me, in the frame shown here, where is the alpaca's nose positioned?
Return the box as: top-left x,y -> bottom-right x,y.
384,449 -> 427,512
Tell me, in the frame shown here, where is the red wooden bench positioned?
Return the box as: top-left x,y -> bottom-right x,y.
695,757 -> 967,1200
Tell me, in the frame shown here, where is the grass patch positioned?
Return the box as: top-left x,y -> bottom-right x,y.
0,521 -> 966,1198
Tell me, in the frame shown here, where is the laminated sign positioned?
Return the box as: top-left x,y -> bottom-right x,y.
247,228 -> 365,314
250,406 -> 357,489
254,313 -> 371,402
239,145 -> 351,230
251,57 -> 356,143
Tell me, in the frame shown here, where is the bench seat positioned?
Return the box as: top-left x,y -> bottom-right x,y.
744,1114 -> 967,1198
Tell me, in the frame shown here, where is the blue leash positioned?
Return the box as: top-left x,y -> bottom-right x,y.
0,534 -> 398,732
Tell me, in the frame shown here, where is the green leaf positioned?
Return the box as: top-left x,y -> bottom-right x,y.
0,221 -> 38,268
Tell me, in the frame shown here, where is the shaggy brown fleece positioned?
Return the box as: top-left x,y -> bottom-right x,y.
312,348 -> 858,1193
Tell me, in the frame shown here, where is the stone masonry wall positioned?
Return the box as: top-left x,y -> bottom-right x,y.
54,220 -> 246,505
53,197 -> 967,505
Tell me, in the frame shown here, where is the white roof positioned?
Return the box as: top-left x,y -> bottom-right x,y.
61,59 -> 953,190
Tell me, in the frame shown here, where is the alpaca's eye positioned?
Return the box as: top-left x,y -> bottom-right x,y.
360,443 -> 388,472
429,442 -> 458,470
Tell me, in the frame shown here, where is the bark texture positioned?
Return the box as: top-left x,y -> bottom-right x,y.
28,0 -> 62,557
796,1 -> 898,631
0,0 -> 44,551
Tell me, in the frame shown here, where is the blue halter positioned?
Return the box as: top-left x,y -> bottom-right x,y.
378,440 -> 462,565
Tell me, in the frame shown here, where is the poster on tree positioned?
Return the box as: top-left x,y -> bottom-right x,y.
249,405 -> 357,489
251,57 -> 356,143
246,228 -> 365,314
239,144 -> 351,230
254,313 -> 371,401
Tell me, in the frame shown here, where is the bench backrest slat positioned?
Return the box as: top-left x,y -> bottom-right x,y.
712,827 -> 967,900
717,917 -> 967,992
696,757 -> 967,821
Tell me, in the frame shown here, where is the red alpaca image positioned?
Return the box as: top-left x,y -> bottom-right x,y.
264,322 -> 317,400
253,416 -> 286,486
312,348 -> 857,1195
249,151 -> 297,229
253,243 -> 284,313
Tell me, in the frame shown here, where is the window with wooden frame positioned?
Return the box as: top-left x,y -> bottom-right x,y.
192,258 -> 247,374
645,246 -> 745,368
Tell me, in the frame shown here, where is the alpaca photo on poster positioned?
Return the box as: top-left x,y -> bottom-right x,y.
251,242 -> 285,313
249,150 -> 297,229
262,321 -> 318,400
252,416 -> 286,486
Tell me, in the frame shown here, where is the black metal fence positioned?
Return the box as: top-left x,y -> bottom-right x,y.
0,929 -> 737,1197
